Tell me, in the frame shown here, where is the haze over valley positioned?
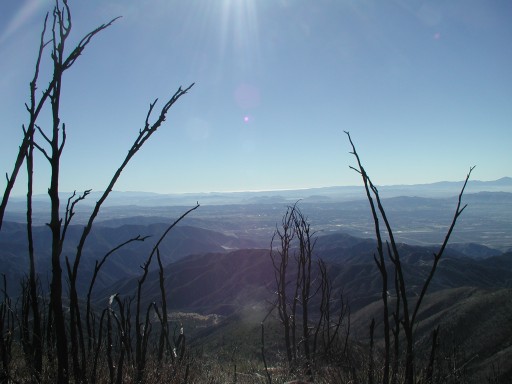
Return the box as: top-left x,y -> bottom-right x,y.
2,177 -> 512,382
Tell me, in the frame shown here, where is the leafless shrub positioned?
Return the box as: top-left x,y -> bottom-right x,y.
270,203 -> 350,381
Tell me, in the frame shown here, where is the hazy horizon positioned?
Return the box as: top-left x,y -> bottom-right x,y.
5,175 -> 511,199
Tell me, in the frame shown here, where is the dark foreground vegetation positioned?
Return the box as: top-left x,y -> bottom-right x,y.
1,1 -> 510,383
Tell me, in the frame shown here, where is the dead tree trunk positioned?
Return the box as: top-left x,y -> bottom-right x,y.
156,248 -> 171,362
270,204 -> 297,365
345,130 -> 473,384
27,2 -> 119,381
1,0 -> 196,380
47,5 -> 69,380
293,207 -> 316,370
134,204 -> 199,383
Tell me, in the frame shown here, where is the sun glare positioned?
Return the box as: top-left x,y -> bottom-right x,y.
219,0 -> 260,73
217,0 -> 262,126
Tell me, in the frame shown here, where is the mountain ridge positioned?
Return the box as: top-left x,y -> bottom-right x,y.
6,177 -> 512,207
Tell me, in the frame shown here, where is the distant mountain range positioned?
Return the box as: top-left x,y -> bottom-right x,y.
5,179 -> 512,253
6,177 -> 512,208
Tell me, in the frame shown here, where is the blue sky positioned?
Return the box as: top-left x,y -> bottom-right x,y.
1,0 -> 511,195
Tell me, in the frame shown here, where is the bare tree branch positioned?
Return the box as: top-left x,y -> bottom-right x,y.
345,130 -> 473,384
0,14 -> 50,229
61,189 -> 91,243
85,234 -> 149,354
411,166 -> 475,326
71,83 -> 194,284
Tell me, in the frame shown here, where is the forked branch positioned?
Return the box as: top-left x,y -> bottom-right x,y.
411,165 -> 475,325
72,83 -> 195,282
